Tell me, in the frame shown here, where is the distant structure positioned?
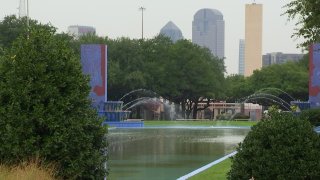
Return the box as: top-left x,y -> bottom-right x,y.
192,8 -> 225,59
19,0 -> 27,17
160,21 -> 183,42
244,3 -> 263,76
262,52 -> 304,67
239,39 -> 245,75
68,25 -> 96,38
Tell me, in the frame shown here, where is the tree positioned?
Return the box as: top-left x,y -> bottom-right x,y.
160,40 -> 225,119
228,111 -> 320,179
225,74 -> 253,102
0,27 -> 107,179
0,15 -> 56,49
249,61 -> 308,102
284,0 -> 320,47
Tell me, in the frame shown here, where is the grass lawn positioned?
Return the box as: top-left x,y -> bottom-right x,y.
189,158 -> 232,180
144,120 -> 257,127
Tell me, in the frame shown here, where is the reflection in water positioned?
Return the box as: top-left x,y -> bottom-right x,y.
108,128 -> 249,180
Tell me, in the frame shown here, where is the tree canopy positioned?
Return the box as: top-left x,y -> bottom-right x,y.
75,34 -> 226,118
225,56 -> 308,107
284,0 -> 320,47
0,26 -> 107,179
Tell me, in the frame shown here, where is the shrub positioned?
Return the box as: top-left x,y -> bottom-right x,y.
0,27 -> 107,179
228,111 -> 320,179
300,109 -> 320,126
232,113 -> 250,120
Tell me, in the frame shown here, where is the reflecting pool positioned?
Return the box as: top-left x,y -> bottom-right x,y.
108,127 -> 250,180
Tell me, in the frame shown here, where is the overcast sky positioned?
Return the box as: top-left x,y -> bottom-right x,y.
1,0 -> 303,74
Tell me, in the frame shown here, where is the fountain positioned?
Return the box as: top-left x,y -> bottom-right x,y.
120,94 -> 182,120
81,44 -> 143,127
242,92 -> 292,111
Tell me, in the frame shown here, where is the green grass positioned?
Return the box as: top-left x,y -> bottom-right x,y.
144,120 -> 257,127
189,158 -> 232,180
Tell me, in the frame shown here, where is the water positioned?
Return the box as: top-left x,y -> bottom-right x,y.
107,128 -> 249,180
255,88 -> 295,101
119,89 -> 159,101
243,92 -> 292,111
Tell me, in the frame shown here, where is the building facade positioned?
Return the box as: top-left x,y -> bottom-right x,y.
262,52 -> 304,67
68,25 -> 96,38
239,39 -> 245,75
244,3 -> 263,76
160,21 -> 183,42
192,8 -> 225,59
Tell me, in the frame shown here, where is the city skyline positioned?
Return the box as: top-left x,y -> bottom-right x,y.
1,0 -> 303,74
239,39 -> 245,75
192,8 -> 225,59
159,21 -> 183,43
244,3 -> 263,76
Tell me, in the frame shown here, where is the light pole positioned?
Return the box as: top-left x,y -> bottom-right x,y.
27,0 -> 29,28
139,6 -> 146,40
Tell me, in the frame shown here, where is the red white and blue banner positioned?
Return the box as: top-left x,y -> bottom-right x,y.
309,43 -> 320,108
81,44 -> 108,110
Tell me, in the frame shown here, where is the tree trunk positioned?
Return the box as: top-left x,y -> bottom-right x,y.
192,101 -> 198,119
181,101 -> 186,119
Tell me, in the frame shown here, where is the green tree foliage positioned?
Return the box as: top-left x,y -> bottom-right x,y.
228,111 -> 320,179
0,27 -> 107,179
0,15 -> 56,49
160,40 -> 225,119
300,108 -> 320,126
74,34 -> 226,118
225,74 -> 252,102
284,0 -> 320,47
250,61 -> 308,101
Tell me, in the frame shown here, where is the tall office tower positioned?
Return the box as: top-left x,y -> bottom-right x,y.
68,25 -> 96,39
244,3 -> 263,76
19,0 -> 27,17
262,52 -> 304,67
160,21 -> 183,43
239,39 -> 245,75
192,9 -> 225,59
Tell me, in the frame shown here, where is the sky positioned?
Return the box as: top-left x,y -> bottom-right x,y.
1,0 -> 303,74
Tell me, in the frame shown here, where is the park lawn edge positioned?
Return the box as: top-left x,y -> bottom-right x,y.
143,120 -> 257,127
189,158 -> 232,180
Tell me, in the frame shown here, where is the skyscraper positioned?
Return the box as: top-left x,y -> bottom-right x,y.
160,21 -> 183,42
192,9 -> 225,59
239,39 -> 245,75
244,3 -> 263,76
262,52 -> 304,67
68,25 -> 96,39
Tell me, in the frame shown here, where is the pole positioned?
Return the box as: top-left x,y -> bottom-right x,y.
139,7 -> 146,40
27,0 -> 29,28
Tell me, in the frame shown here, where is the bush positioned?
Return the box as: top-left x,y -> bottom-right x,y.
300,109 -> 320,126
0,27 -> 107,179
232,113 -> 250,120
228,111 -> 320,179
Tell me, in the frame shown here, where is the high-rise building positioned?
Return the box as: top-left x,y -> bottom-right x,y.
244,3 -> 263,76
160,21 -> 183,43
68,25 -> 96,38
262,52 -> 304,67
239,39 -> 245,75
192,8 -> 225,59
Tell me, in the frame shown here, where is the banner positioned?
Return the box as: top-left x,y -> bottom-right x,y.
81,44 -> 107,110
309,43 -> 320,108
